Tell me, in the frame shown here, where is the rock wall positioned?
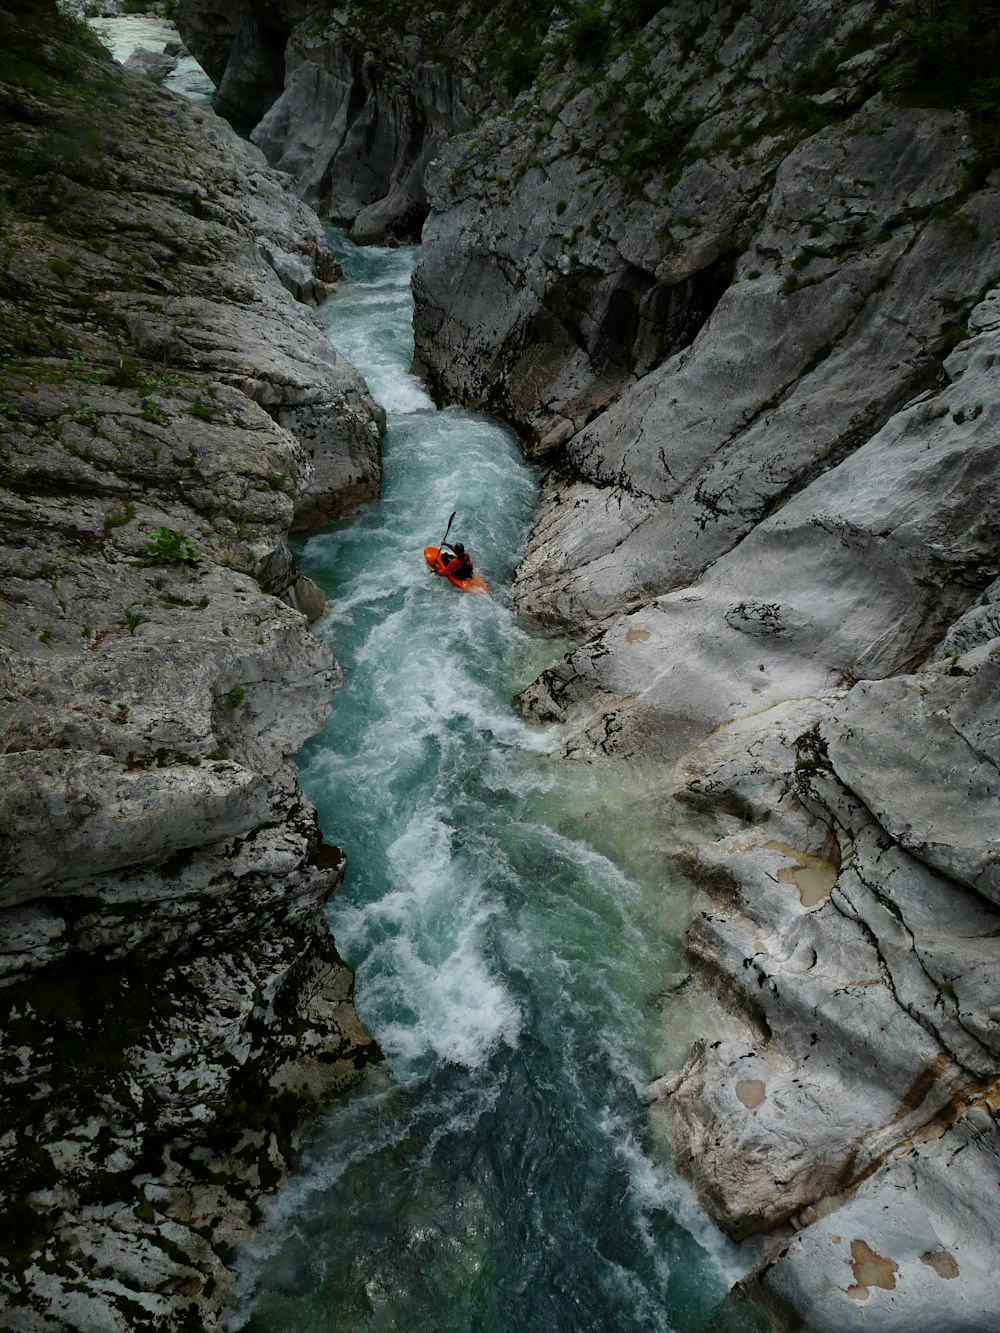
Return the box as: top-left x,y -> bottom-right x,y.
177,0 -> 487,243
0,5 -> 382,1326
164,0 -> 1000,1327
174,0 -> 310,125
410,3 -> 999,1327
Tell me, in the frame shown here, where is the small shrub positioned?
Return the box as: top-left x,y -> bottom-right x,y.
102,501 -> 136,534
106,360 -> 144,389
226,685 -> 246,708
566,1 -> 613,65
188,396 -> 214,421
140,397 -> 169,425
145,527 -> 201,564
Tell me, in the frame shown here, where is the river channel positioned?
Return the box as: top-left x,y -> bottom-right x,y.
227,236 -> 765,1332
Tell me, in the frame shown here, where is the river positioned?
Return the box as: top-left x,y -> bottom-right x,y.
227,235 -> 766,1332
88,13 -> 215,104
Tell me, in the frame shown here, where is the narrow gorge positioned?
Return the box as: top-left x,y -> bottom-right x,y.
3,0 -> 999,1330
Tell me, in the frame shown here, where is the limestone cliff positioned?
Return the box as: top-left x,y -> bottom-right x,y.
0,5 -> 382,1326
177,0 -> 489,242
166,0 -> 1000,1328
416,5 -> 1000,1327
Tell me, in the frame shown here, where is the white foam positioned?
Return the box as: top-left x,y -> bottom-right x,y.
272,229 -> 748,1326
339,811 -> 522,1074
597,1106 -> 752,1289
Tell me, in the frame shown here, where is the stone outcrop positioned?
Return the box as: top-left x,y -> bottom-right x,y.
249,22 -> 483,244
0,6 -> 382,1326
126,0 -> 1000,1327
177,0 -> 487,242
646,604 -> 1000,1331
174,0 -> 309,126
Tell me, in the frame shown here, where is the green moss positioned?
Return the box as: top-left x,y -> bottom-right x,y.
188,395 -> 214,421
102,500 -> 136,534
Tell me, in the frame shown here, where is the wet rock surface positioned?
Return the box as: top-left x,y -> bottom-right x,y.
0,9 -> 381,1327
177,0 -> 487,244
117,0 -> 1000,1327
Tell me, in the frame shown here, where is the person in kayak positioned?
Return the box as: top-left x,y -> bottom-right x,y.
440,542 -> 474,579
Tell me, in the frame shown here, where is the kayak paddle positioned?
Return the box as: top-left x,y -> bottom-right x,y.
438,510 -> 457,555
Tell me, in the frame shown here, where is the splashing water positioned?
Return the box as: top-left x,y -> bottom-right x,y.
232,236 -> 765,1332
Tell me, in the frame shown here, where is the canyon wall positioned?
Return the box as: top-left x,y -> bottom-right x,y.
420,3 -> 1000,1321
178,0 -> 488,242
0,5 -> 382,1326
62,0 -> 1000,1328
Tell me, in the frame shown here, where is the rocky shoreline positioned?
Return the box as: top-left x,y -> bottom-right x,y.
6,0 -> 1000,1327
1,7 -> 382,1326
180,0 -> 1000,1328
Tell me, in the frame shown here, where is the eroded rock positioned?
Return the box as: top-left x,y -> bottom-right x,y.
0,11 -> 381,1327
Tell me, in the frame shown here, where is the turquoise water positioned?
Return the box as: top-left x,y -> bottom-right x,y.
233,237 -> 763,1332
90,16 -> 216,105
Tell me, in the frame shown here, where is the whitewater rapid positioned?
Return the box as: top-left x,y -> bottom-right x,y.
231,236 -> 764,1333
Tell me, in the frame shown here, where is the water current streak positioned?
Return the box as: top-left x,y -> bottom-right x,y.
233,236 -> 763,1332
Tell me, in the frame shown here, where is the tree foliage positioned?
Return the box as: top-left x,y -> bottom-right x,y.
889,1 -> 1000,123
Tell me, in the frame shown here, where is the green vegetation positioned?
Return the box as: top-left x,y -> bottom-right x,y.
102,501 -> 137,534
139,396 -> 169,425
0,3 -> 122,203
120,363 -> 190,391
0,1 -> 105,99
562,0 -> 613,66
883,1 -> 1000,168
188,395 -> 215,421
793,721 -> 833,785
225,684 -> 246,708
47,256 -> 73,282
145,527 -> 202,565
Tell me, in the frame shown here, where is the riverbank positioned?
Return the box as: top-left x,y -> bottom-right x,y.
0,6 -> 381,1324
172,0 -> 1000,1327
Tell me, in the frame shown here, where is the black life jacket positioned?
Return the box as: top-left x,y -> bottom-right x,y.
447,549 -> 473,578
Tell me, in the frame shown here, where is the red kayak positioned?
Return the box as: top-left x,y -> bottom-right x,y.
424,546 -> 490,595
